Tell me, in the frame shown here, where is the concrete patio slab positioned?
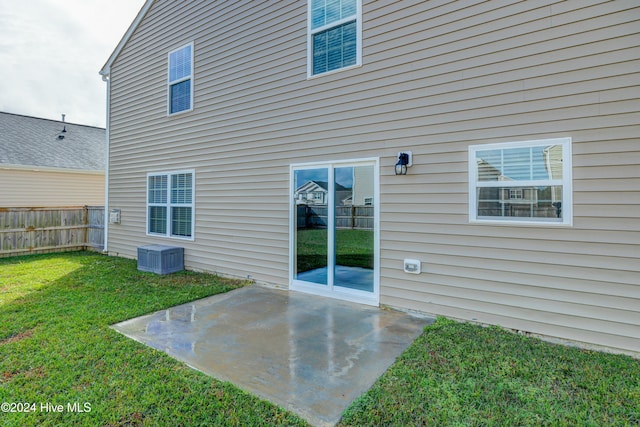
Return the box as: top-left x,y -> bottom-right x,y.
111,285 -> 433,426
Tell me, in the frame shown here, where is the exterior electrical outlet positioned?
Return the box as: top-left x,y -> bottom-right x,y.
109,209 -> 121,224
403,259 -> 421,274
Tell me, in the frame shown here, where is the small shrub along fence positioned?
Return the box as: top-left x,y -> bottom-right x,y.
0,206 -> 104,257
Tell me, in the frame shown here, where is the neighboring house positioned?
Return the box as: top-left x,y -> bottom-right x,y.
352,164 -> 374,206
295,180 -> 329,205
295,180 -> 352,206
0,112 -> 105,207
100,1 -> 639,355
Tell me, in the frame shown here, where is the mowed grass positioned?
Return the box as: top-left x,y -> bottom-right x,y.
341,318 -> 640,427
1,252 -> 639,426
296,228 -> 373,272
0,252 -> 308,427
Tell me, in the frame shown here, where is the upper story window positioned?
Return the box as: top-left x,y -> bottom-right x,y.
147,170 -> 195,239
308,0 -> 362,77
469,138 -> 572,225
168,43 -> 193,115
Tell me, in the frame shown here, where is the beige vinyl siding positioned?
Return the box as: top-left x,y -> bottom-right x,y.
0,168 -> 104,208
106,1 -> 639,354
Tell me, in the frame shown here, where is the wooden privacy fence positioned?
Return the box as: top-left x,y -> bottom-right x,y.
297,205 -> 374,229
0,206 -> 104,257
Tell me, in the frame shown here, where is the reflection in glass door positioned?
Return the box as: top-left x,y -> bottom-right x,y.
293,168 -> 329,286
334,165 -> 374,292
292,161 -> 377,304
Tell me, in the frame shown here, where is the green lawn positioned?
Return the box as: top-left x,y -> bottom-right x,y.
1,252 -> 639,426
341,319 -> 640,427
0,252 -> 307,427
296,228 -> 373,272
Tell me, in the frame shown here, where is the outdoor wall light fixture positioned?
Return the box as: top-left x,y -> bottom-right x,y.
395,151 -> 412,175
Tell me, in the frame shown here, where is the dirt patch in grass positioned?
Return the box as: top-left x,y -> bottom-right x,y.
1,370 -> 18,383
0,329 -> 34,345
0,365 -> 44,385
23,366 -> 46,380
106,412 -> 146,427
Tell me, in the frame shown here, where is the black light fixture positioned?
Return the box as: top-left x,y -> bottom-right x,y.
395,151 -> 412,175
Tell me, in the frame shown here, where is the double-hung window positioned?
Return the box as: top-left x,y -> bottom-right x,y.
308,0 -> 361,76
168,43 -> 193,115
469,138 -> 572,225
147,171 -> 195,239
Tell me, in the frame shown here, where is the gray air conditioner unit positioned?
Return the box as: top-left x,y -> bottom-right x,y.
137,245 -> 184,275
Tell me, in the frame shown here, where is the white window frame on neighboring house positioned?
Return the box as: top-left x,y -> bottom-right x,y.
307,0 -> 362,77
167,42 -> 194,115
147,170 -> 195,240
469,137 -> 572,225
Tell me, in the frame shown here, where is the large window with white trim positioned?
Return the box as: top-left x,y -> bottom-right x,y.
167,43 -> 193,115
147,171 -> 194,239
308,0 -> 361,76
469,138 -> 572,225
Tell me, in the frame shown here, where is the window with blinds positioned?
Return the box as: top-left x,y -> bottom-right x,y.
168,43 -> 193,115
469,138 -> 572,225
308,0 -> 361,76
148,175 -> 168,235
147,171 -> 195,239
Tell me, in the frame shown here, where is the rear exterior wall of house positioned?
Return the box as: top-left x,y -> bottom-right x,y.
106,0 -> 640,355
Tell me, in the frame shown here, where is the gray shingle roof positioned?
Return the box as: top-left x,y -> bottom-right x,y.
0,112 -> 105,171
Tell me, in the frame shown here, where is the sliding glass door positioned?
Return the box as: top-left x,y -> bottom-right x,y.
291,160 -> 378,305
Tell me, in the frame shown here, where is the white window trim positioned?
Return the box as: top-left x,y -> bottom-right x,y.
146,170 -> 195,240
468,137 -> 572,226
306,0 -> 362,78
167,42 -> 194,116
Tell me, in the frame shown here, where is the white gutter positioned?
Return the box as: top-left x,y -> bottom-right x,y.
101,72 -> 111,253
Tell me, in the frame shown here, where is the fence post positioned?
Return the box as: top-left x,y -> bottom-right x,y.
83,205 -> 89,250
351,205 -> 355,229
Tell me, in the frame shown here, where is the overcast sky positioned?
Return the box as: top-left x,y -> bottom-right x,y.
0,0 -> 146,128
